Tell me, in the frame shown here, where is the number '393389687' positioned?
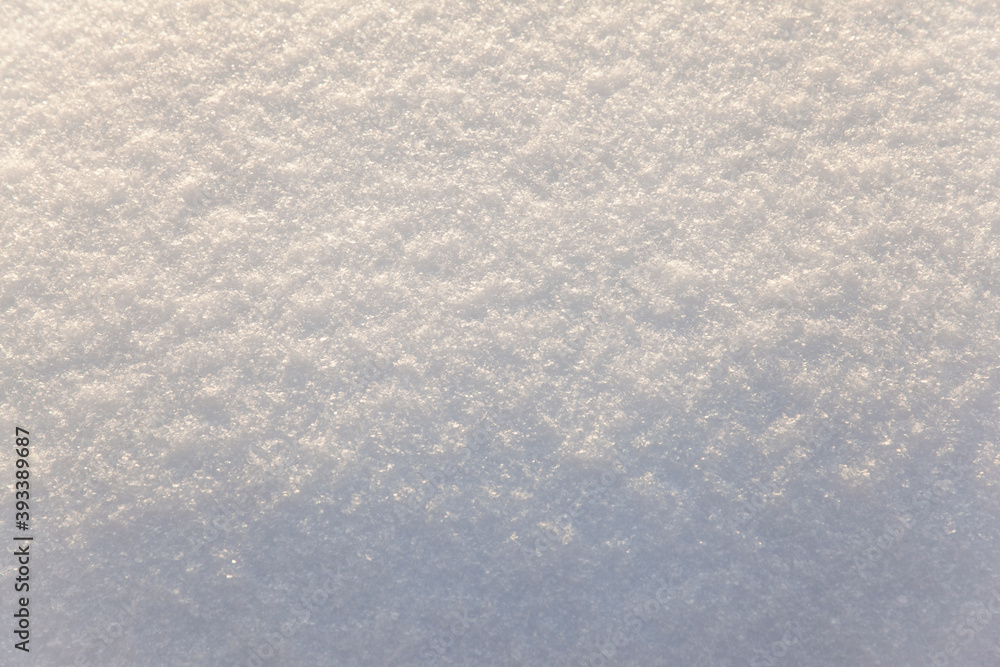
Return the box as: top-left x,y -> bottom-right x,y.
15,427 -> 31,531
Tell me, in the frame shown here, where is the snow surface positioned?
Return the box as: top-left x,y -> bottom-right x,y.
3,0 -> 1000,665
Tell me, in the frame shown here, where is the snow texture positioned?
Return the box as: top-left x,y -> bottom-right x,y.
2,0 -> 1000,665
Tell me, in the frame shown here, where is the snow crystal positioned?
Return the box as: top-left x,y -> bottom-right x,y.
2,0 -> 999,665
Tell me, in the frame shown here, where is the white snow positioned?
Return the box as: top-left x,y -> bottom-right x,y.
2,0 -> 1000,665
